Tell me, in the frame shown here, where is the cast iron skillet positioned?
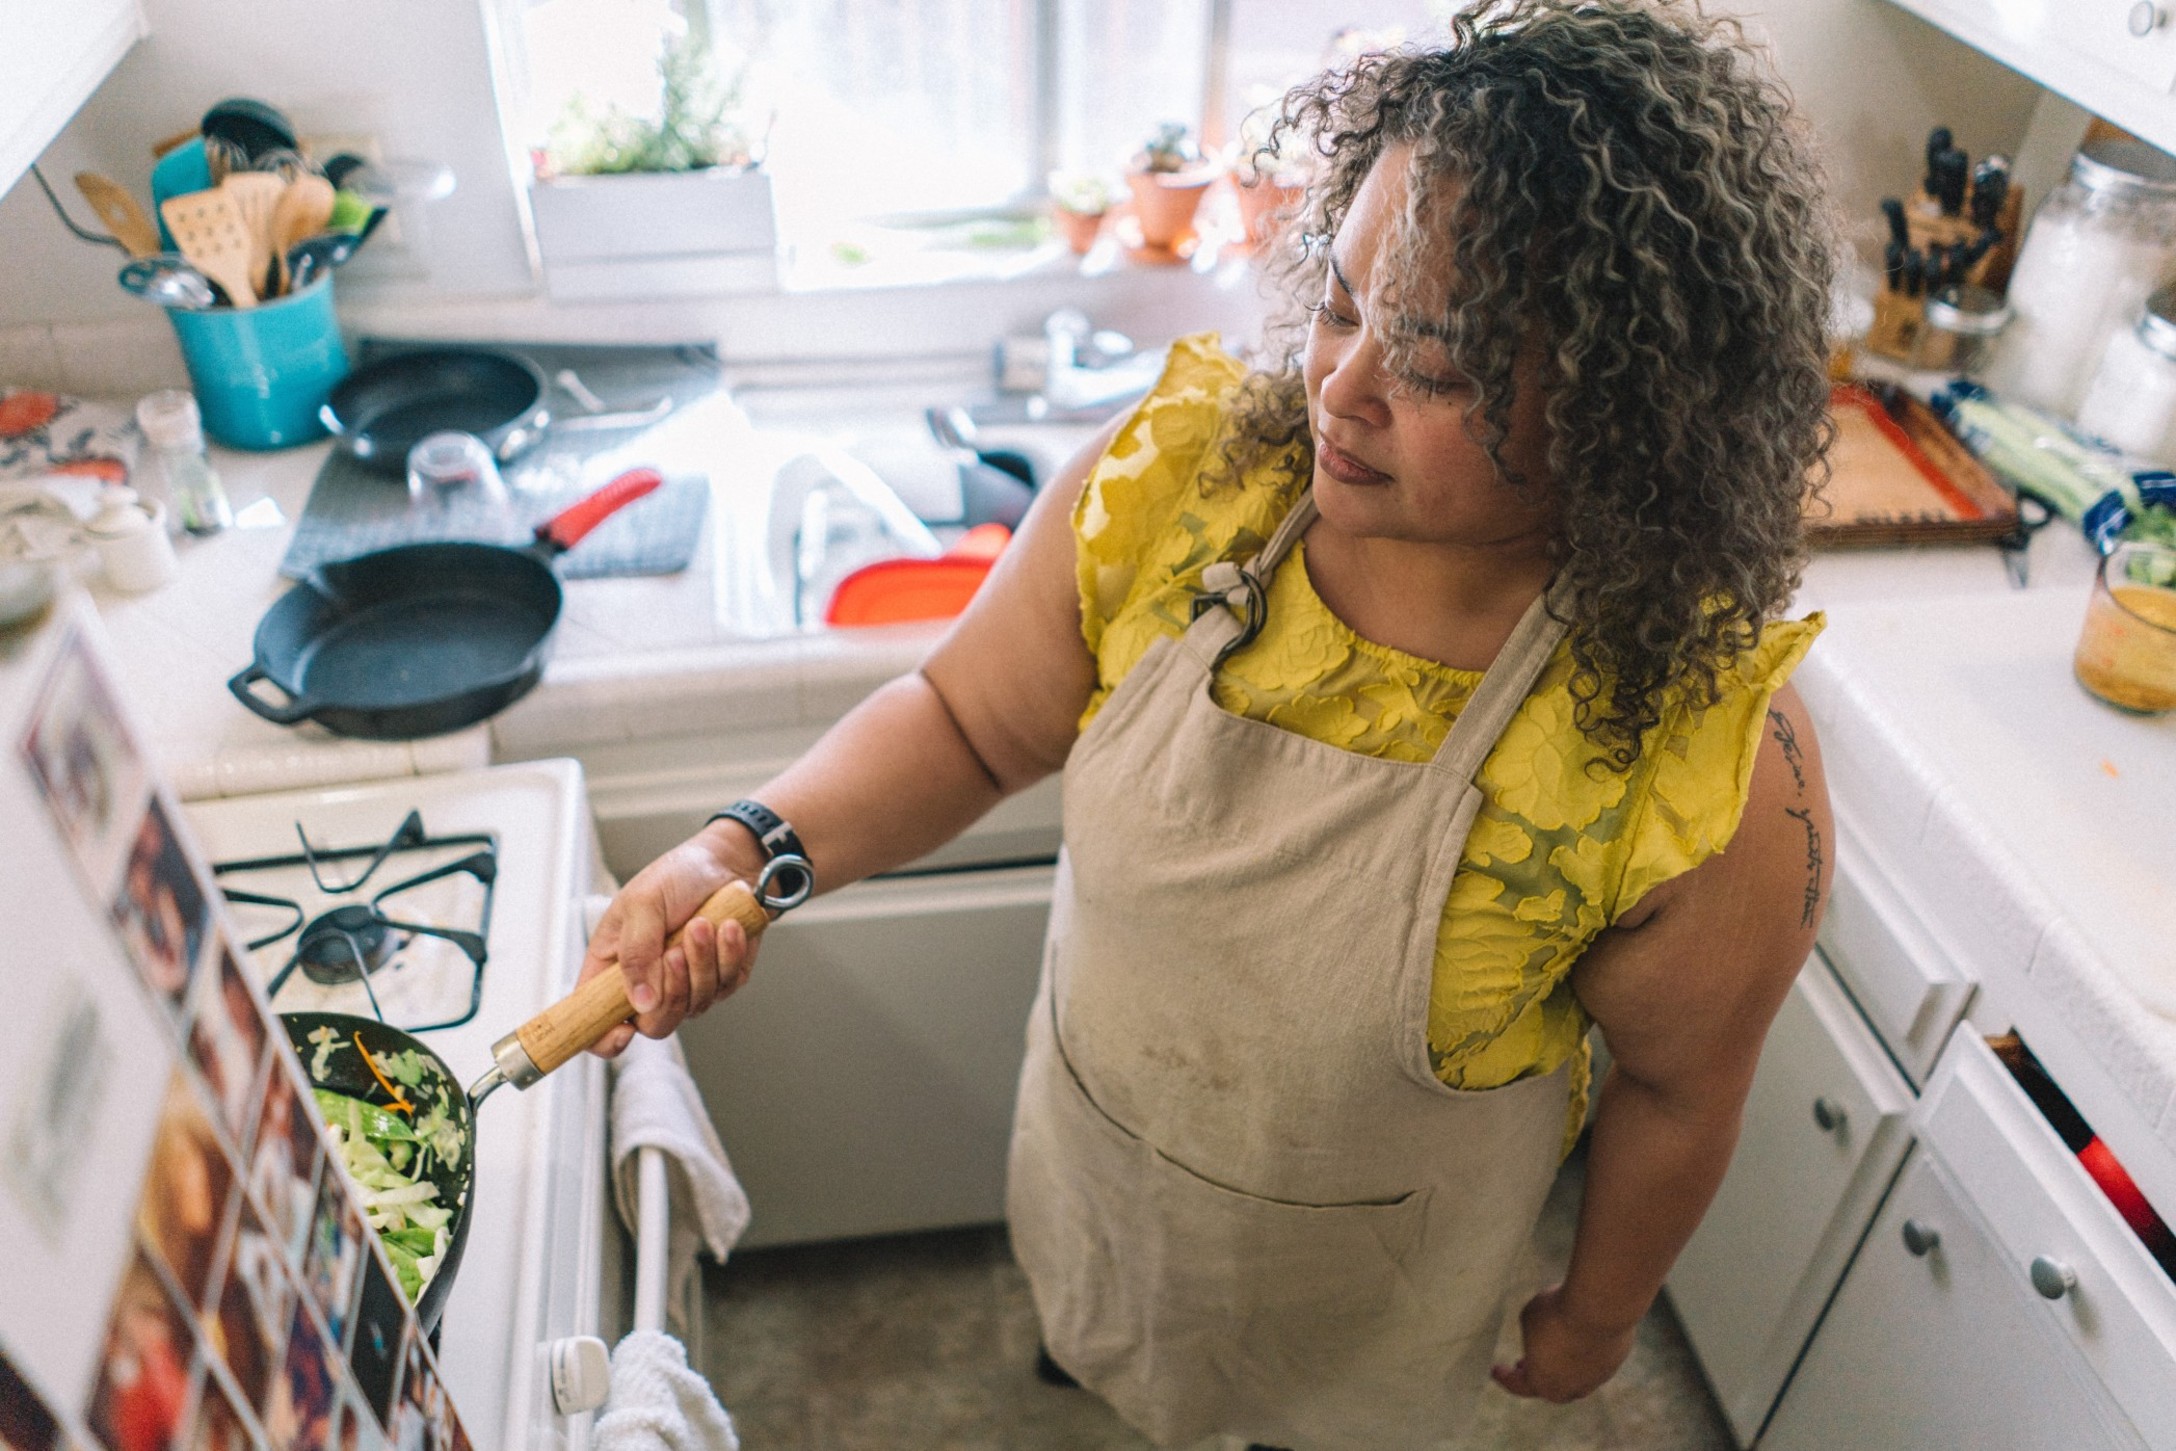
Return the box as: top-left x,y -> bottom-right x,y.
321,348 -> 552,475
283,1012 -> 476,1333
228,469 -> 659,738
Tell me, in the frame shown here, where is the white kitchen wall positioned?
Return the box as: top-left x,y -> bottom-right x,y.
0,0 -> 536,330
0,0 -> 2063,338
1719,0 -> 2046,236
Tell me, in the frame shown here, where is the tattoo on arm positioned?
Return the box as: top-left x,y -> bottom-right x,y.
1784,805 -> 1824,928
1768,708 -> 1807,794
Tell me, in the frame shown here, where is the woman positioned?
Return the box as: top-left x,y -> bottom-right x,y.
583,2 -> 1835,1445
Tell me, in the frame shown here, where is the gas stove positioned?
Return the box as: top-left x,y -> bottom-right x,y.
183,761 -> 608,1451
213,810 -> 498,1032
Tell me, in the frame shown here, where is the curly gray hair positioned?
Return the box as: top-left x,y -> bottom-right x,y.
1224,0 -> 1835,770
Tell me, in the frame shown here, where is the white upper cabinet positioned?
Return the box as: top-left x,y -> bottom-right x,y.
1887,0 -> 2176,155
0,0 -> 145,200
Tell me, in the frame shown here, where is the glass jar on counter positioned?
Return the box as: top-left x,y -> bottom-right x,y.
1983,139 -> 2176,419
2076,285 -> 2176,464
1908,284 -> 2010,376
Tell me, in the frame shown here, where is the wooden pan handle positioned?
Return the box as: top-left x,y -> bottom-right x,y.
512,880 -> 771,1079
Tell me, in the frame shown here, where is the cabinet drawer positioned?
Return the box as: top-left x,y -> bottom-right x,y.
1920,1034 -> 2176,1450
1763,1147 -> 2143,1451
1668,957 -> 1912,1443
1818,809 -> 1972,1084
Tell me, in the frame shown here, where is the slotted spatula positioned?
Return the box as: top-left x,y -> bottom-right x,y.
160,189 -> 258,308
220,172 -> 286,301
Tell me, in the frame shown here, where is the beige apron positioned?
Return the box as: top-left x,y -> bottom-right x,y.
1007,491 -> 1574,1451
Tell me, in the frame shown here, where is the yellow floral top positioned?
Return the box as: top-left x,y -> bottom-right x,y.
1076,336 -> 1822,1151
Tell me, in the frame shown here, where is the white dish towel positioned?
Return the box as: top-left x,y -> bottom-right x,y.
596,1330 -> 740,1451
610,1030 -> 753,1338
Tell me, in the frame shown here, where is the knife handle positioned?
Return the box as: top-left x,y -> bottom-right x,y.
511,880 -> 771,1079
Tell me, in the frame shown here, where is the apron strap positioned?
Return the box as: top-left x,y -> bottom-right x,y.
1430,585 -> 1567,781
1188,491 -> 1319,667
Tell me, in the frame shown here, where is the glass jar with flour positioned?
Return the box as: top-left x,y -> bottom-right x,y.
1984,140 -> 2176,419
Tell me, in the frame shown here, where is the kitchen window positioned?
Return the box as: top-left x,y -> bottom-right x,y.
496,0 -> 1448,274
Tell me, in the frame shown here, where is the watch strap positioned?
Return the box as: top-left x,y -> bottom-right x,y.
706,799 -> 814,906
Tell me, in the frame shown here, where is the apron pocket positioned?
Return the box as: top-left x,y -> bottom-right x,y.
1011,1011 -> 1443,1442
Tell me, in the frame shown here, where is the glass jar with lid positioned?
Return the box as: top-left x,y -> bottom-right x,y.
2076,284 -> 2176,464
1983,139 -> 2176,418
1908,284 -> 2011,376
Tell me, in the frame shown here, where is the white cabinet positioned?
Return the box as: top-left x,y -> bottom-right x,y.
0,0 -> 144,200
1766,1031 -> 2176,1451
1667,957 -> 1914,1444
1762,1146 -> 2146,1451
1816,811 -> 1972,1087
679,863 -> 1053,1247
1884,0 -> 2176,157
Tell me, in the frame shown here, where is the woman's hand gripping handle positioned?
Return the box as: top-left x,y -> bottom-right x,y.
578,819 -> 771,1058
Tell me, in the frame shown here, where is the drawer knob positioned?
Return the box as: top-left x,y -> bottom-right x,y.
2132,1 -> 2167,35
2030,1256 -> 2078,1301
1902,1219 -> 1942,1257
1812,1096 -> 1848,1134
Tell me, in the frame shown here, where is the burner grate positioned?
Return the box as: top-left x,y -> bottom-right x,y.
212,810 -> 497,1032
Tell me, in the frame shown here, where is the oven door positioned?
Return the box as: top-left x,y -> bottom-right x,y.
677,861 -> 1054,1247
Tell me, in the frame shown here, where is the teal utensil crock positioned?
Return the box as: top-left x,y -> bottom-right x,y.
167,277 -> 350,450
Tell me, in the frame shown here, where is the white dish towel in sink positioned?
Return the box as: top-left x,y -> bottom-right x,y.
596,1330 -> 740,1451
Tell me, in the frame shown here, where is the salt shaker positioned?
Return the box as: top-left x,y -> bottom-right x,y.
87,487 -> 179,594
135,389 -> 233,536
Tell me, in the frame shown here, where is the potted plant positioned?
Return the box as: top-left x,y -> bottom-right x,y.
1125,122 -> 1220,256
527,31 -> 777,299
1230,104 -> 1312,251
1048,170 -> 1117,255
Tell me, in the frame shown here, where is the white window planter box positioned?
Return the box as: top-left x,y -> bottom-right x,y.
529,166 -> 779,301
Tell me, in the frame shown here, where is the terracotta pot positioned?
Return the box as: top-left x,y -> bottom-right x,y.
1054,205 -> 1106,255
1233,177 -> 1303,249
1127,168 -> 1217,252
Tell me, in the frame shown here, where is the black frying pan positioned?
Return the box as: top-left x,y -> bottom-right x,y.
229,469 -> 659,738
278,873 -> 807,1331
282,1012 -> 475,1332
321,349 -> 552,475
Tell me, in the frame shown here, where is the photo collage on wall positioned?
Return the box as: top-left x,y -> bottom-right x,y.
4,624 -> 469,1451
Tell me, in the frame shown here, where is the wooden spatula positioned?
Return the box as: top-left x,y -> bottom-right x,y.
160,189 -> 258,307
268,175 -> 336,296
219,172 -> 286,301
73,173 -> 161,258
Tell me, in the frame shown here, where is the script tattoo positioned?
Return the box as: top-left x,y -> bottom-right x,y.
1784,805 -> 1823,928
1768,708 -> 1807,794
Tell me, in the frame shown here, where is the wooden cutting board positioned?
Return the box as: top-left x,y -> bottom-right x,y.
1811,384 -> 2018,548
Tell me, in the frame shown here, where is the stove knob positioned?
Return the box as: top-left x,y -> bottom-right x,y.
550,1335 -> 612,1415
2132,1 -> 2167,36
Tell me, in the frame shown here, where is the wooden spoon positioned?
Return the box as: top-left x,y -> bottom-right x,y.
73,173 -> 161,258
219,172 -> 285,300
268,175 -> 336,296
159,190 -> 258,307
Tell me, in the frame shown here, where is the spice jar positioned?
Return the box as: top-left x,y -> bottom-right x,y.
1908,284 -> 2011,375
1984,139 -> 2176,418
135,389 -> 232,536
2076,285 -> 2176,464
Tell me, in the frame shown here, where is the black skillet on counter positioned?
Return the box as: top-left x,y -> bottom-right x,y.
229,468 -> 660,738
321,348 -> 553,475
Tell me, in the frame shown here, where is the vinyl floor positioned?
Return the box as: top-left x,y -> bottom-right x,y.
698,1148 -> 1737,1450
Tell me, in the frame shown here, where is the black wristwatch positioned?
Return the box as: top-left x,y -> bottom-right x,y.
705,799 -> 816,912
